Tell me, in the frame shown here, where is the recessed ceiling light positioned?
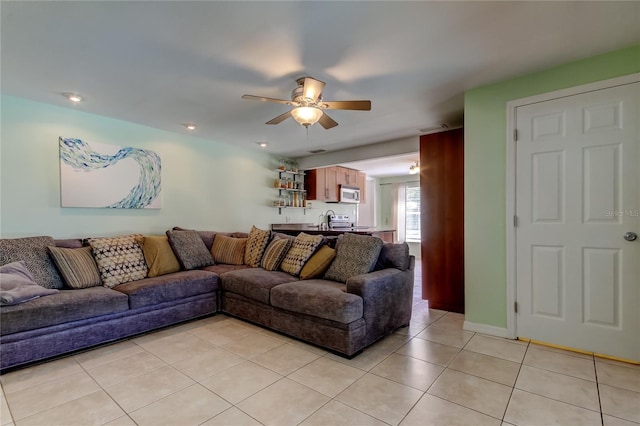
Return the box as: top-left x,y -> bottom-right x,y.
183,123 -> 197,130
257,141 -> 268,148
63,93 -> 82,103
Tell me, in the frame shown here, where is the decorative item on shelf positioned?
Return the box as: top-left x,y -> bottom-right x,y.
278,159 -> 286,171
273,179 -> 281,188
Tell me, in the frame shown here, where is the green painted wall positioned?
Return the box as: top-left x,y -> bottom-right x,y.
464,45 -> 640,328
0,95 -> 287,238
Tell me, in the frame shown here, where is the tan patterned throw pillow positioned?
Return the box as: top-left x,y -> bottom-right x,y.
280,233 -> 324,277
211,235 -> 247,265
48,246 -> 102,289
88,234 -> 148,288
244,226 -> 270,267
261,237 -> 292,271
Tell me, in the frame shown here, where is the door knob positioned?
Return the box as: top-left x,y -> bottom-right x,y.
624,232 -> 638,242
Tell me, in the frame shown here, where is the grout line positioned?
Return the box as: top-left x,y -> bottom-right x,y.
593,355 -> 605,426
501,339 -> 529,423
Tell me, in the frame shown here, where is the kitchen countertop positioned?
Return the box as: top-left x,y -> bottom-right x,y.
271,224 -> 396,236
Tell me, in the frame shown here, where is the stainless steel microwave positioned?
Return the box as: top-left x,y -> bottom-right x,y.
339,185 -> 361,203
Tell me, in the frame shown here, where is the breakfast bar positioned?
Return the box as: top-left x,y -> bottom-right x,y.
271,223 -> 396,243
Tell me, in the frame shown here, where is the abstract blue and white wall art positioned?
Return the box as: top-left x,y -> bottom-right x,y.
59,137 -> 161,209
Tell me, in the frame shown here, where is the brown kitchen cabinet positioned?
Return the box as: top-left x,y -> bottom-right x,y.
305,167 -> 338,202
305,166 -> 365,202
371,230 -> 394,243
337,167 -> 357,187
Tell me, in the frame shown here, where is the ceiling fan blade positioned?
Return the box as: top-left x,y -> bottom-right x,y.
266,111 -> 292,125
302,77 -> 325,102
242,94 -> 291,105
321,100 -> 371,111
318,111 -> 338,129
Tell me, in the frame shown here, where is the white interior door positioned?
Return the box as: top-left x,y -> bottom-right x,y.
515,81 -> 639,361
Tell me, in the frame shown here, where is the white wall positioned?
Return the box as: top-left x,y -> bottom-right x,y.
0,95 -> 292,238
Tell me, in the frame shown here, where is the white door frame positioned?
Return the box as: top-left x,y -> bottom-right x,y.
505,73 -> 640,339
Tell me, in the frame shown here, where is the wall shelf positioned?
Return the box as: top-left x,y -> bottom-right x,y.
274,168 -> 307,214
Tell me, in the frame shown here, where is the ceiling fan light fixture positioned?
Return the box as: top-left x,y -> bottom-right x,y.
291,106 -> 323,128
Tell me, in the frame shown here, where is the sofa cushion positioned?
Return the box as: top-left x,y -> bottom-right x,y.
141,236 -> 181,277
202,264 -> 251,275
171,227 -> 249,251
300,245 -> 336,280
54,239 -> 84,249
260,237 -> 291,271
220,268 -> 297,304
0,261 -> 59,306
244,226 -> 271,267
113,270 -> 218,309
211,235 -> 247,265
271,280 -> 364,324
48,246 -> 102,289
324,233 -> 384,283
280,233 -> 324,277
0,236 -> 64,289
0,287 -> 129,335
88,234 -> 149,288
166,229 -> 214,270
374,242 -> 410,271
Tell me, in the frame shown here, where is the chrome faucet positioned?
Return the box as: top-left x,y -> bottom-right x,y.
324,209 -> 336,230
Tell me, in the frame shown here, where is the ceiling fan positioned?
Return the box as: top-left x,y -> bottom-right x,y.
242,77 -> 371,129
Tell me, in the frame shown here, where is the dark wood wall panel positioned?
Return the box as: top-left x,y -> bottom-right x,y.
420,128 -> 465,313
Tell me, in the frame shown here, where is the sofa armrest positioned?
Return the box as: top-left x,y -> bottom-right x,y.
346,266 -> 413,345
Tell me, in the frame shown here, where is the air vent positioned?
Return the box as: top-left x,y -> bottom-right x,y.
308,149 -> 326,154
419,123 -> 449,133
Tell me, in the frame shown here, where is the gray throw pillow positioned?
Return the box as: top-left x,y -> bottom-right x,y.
0,236 -> 64,289
166,229 -> 214,270
375,242 -> 410,271
324,233 -> 384,283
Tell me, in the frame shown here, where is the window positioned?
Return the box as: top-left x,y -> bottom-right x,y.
405,182 -> 420,242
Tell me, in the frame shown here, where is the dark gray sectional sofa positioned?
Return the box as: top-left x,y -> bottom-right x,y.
0,230 -> 414,372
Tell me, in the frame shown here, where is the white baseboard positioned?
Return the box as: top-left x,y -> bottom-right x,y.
463,321 -> 510,339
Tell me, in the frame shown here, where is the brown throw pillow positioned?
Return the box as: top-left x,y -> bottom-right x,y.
211,235 -> 247,265
48,246 -> 102,288
244,226 -> 270,267
300,245 -> 336,280
141,236 -> 181,277
261,237 -> 292,271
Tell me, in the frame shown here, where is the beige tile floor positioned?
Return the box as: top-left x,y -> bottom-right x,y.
1,263 -> 639,426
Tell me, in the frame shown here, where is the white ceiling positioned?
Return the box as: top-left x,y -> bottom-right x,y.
1,1 -> 638,176
341,153 -> 420,178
